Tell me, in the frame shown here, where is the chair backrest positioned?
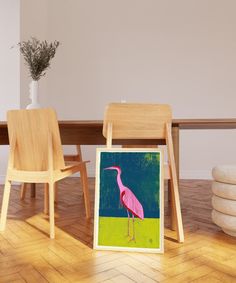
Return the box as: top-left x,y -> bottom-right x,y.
103,103 -> 172,140
7,108 -> 65,171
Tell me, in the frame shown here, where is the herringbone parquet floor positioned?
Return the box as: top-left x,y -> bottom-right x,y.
0,178 -> 236,283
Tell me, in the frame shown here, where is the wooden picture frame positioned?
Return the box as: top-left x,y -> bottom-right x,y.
93,148 -> 164,253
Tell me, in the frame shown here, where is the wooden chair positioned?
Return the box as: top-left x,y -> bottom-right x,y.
0,108 -> 91,239
20,145 -> 89,215
103,103 -> 184,243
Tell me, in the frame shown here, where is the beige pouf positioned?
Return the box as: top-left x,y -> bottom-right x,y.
212,165 -> 236,237
212,165 -> 236,185
212,181 -> 236,200
212,210 -> 236,237
212,195 -> 236,216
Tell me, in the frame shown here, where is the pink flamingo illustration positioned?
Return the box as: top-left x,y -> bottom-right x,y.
104,166 -> 144,241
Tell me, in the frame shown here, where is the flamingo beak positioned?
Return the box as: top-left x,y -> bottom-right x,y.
104,167 -> 114,170
103,166 -> 120,172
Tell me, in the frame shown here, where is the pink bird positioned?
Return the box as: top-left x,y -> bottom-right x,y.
104,166 -> 144,241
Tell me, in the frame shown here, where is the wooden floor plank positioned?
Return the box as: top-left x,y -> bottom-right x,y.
104,274 -> 135,283
0,273 -> 23,283
0,179 -> 235,283
32,258 -> 69,283
191,275 -> 222,283
116,264 -> 158,283
20,266 -> 49,283
121,256 -> 166,281
162,264 -> 213,282
210,270 -> 236,283
73,269 -> 120,283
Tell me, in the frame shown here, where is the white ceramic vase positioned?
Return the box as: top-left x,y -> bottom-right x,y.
26,80 -> 41,109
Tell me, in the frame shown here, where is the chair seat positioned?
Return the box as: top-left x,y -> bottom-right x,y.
8,160 -> 89,183
212,165 -> 236,185
64,160 -> 89,169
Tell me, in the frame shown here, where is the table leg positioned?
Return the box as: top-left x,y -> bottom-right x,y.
44,184 -> 49,214
30,183 -> 36,198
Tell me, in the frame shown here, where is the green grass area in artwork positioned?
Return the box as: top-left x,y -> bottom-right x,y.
98,217 -> 160,248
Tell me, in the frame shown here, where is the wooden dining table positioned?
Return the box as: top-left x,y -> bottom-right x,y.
1,118 -> 236,180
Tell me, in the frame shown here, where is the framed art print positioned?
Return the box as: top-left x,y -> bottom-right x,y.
93,148 -> 164,253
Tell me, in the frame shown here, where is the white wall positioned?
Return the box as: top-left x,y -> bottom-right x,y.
0,0 -> 20,182
20,0 -> 49,108
20,0 -> 236,178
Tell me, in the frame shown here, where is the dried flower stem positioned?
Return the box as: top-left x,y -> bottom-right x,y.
19,37 -> 60,81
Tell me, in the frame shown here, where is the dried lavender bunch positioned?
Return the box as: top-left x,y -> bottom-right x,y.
19,37 -> 60,81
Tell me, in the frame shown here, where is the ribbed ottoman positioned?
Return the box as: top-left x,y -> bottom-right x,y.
212,165 -> 236,237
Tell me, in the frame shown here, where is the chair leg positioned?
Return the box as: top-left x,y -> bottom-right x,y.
80,164 -> 91,218
49,182 -> 55,239
166,123 -> 184,243
21,183 -> 36,200
20,183 -> 27,200
30,183 -> 36,198
44,183 -> 57,214
169,180 -> 177,231
54,182 -> 58,203
44,184 -> 49,214
0,180 -> 12,231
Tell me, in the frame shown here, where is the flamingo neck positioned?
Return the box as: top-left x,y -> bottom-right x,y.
116,171 -> 125,194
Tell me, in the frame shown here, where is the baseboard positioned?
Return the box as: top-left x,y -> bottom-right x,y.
180,170 -> 212,180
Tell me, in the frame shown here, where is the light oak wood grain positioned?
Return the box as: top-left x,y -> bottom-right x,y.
0,179 -> 235,282
0,108 -> 91,239
103,103 -> 184,243
21,144 -> 90,217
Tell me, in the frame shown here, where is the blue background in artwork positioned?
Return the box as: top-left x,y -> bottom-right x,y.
99,152 -> 160,218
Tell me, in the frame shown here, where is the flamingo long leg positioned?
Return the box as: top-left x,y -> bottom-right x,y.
132,214 -> 135,241
127,210 -> 130,237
